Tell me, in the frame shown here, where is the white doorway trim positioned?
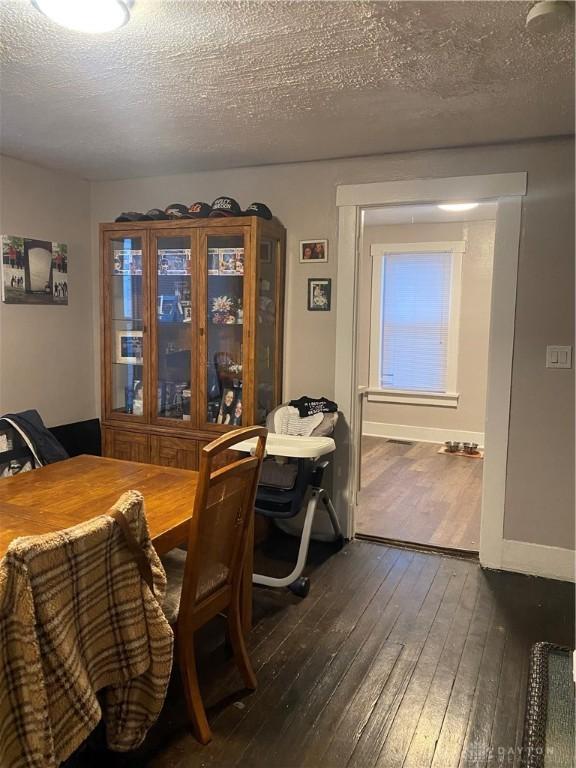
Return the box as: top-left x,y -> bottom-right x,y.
333,172 -> 527,572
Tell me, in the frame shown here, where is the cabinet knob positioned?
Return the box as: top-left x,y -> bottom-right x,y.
199,327 -> 205,336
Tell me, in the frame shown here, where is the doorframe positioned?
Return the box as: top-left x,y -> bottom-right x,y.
333,172 -> 527,572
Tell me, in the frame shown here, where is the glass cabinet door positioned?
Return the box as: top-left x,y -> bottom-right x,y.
256,238 -> 281,424
107,234 -> 147,420
202,232 -> 247,428
153,233 -> 194,423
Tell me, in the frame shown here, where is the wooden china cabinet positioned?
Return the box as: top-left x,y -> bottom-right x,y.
100,216 -> 286,470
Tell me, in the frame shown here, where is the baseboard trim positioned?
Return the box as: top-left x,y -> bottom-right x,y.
482,539 -> 575,583
362,421 -> 484,447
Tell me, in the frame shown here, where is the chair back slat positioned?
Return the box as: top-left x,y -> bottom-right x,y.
179,427 -> 267,630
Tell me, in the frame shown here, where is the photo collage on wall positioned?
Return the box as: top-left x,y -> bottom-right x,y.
2,235 -> 69,305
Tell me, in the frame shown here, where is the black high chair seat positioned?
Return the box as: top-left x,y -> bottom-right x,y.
243,403 -> 343,598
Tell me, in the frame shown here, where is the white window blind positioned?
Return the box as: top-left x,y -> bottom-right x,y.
379,251 -> 452,392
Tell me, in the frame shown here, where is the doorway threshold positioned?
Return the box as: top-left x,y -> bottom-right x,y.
354,532 -> 479,561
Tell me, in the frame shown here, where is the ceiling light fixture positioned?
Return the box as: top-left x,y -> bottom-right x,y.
32,0 -> 131,34
526,1 -> 573,32
437,203 -> 480,212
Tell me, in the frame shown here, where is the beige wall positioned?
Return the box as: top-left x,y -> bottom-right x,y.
0,136 -> 571,555
0,155 -> 95,426
89,137 -> 574,550
359,220 -> 495,436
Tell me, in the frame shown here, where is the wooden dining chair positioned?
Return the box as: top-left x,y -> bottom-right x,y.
160,426 -> 267,744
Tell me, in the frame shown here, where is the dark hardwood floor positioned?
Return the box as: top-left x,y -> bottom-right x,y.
357,437 -> 483,552
82,536 -> 574,768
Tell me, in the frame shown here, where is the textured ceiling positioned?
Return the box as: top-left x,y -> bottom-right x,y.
0,0 -> 574,180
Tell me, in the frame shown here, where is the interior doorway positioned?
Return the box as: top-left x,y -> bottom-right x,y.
332,172 -> 527,571
354,201 -> 496,554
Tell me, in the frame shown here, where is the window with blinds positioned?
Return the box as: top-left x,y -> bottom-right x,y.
377,250 -> 454,393
369,241 -> 464,403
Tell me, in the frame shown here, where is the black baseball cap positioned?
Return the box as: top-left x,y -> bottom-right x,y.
209,196 -> 242,217
188,201 -> 212,218
243,202 -> 273,220
115,211 -> 148,222
144,208 -> 170,220
165,203 -> 193,219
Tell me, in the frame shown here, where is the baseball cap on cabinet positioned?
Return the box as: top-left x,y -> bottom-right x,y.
243,202 -> 273,220
188,201 -> 212,218
165,203 -> 193,219
209,197 -> 242,217
115,211 -> 148,222
144,208 -> 170,220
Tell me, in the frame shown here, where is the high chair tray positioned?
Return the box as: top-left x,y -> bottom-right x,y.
234,433 -> 335,459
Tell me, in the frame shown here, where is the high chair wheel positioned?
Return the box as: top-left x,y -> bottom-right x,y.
289,577 -> 310,598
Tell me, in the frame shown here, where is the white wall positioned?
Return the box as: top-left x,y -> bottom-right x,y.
360,220 -> 495,439
0,155 -> 95,426
89,137 -> 574,552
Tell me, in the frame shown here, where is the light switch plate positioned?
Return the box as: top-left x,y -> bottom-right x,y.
546,345 -> 572,369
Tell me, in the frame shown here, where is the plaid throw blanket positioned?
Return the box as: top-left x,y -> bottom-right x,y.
0,490 -> 174,768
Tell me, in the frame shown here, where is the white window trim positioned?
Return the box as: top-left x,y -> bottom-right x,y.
368,241 -> 465,405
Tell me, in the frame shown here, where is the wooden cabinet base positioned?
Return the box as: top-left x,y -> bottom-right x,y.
102,426 -> 245,473
102,428 -> 150,463
151,435 -> 199,470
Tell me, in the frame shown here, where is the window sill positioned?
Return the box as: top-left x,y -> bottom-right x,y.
366,389 -> 459,408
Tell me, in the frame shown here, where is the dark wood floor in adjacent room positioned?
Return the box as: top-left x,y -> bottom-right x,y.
94,536 -> 574,768
357,436 -> 483,552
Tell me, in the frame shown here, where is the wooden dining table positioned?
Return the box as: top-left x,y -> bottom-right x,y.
0,455 -> 254,629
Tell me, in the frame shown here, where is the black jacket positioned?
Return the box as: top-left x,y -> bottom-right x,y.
1,410 -> 68,466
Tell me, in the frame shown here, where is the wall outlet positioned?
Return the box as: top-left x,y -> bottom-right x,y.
546,345 -> 572,369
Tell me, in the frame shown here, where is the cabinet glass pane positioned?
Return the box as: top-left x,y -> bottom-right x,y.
256,239 -> 278,424
156,236 -> 193,421
205,235 -> 245,426
110,236 -> 144,416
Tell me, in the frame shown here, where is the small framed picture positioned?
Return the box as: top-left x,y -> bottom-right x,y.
115,329 -> 143,364
230,398 -> 243,426
308,278 -> 331,311
300,239 -> 328,263
217,388 -> 236,425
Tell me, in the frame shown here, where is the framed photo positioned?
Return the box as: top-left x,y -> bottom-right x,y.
300,239 -> 328,263
2,235 -> 69,305
230,397 -> 243,426
217,388 -> 236,425
308,278 -> 331,311
115,329 -> 143,364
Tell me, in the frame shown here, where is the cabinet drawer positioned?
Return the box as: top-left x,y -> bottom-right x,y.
150,436 -> 198,470
103,428 -> 150,464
